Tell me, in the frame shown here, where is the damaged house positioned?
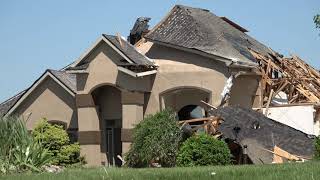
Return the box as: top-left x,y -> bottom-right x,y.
0,5 -> 317,166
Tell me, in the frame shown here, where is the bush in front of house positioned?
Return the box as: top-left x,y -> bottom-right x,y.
0,116 -> 52,174
32,119 -> 84,166
315,137 -> 320,160
125,109 -> 182,168
177,133 -> 231,167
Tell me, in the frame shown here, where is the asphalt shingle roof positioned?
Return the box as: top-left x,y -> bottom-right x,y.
0,91 -> 26,117
48,70 -> 77,92
211,106 -> 314,164
103,34 -> 154,66
145,5 -> 273,65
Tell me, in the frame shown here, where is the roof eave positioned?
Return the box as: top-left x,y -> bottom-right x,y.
228,61 -> 258,69
117,66 -> 157,78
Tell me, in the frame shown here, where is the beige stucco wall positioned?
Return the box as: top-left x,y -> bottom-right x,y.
74,39 -> 260,166
76,41 -> 152,95
136,42 -> 231,115
13,76 -> 77,130
229,75 -> 260,108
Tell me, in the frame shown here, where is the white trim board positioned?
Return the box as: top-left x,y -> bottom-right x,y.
117,66 -> 157,78
5,71 -> 75,117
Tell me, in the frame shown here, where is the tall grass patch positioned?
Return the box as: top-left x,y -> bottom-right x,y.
0,116 -> 51,174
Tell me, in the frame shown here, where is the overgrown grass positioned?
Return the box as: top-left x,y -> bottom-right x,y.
0,117 -> 51,174
2,161 -> 320,180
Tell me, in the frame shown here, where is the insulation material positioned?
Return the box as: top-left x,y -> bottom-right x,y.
263,105 -> 318,136
272,91 -> 288,105
221,75 -> 234,97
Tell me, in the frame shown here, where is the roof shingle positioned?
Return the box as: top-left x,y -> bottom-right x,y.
103,34 -> 154,66
48,70 -> 77,92
145,5 -> 273,65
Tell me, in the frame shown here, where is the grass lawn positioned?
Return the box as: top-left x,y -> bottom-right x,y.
1,161 -> 319,180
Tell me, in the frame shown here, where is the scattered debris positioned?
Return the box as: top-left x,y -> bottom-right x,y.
179,103 -> 315,165
42,165 -> 63,173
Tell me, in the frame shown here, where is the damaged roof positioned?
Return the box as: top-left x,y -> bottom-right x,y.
103,34 -> 154,66
145,5 -> 273,65
211,106 -> 314,164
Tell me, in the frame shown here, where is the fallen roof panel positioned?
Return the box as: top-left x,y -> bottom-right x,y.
210,106 -> 314,164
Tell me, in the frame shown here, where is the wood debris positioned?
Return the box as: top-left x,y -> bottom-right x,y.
179,116 -> 223,136
250,49 -> 320,106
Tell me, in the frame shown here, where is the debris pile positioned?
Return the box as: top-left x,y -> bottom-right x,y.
179,101 -> 315,165
250,50 -> 320,105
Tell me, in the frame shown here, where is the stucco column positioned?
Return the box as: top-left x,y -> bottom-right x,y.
76,94 -> 104,166
121,91 -> 144,154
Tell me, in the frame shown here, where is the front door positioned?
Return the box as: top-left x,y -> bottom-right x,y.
105,120 -> 122,166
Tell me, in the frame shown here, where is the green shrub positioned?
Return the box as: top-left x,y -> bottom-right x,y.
0,116 -> 52,174
58,143 -> 85,166
125,109 -> 182,167
32,119 -> 83,166
315,137 -> 320,160
177,134 -> 231,167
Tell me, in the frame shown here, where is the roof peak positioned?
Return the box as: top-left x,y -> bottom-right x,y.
145,4 -> 273,65
174,4 -> 210,12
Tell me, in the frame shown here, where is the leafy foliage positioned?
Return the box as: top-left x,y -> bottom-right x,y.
177,134 -> 231,167
0,116 -> 52,174
314,14 -> 320,29
125,109 -> 182,167
32,119 -> 84,166
57,143 -> 84,166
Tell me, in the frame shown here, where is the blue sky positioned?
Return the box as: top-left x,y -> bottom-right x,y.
0,0 -> 319,102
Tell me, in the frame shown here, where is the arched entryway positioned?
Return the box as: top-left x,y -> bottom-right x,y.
160,87 -> 211,120
91,85 -> 122,166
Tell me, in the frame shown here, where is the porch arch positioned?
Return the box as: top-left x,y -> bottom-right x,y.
88,83 -> 121,94
159,86 -> 212,113
90,85 -> 123,166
